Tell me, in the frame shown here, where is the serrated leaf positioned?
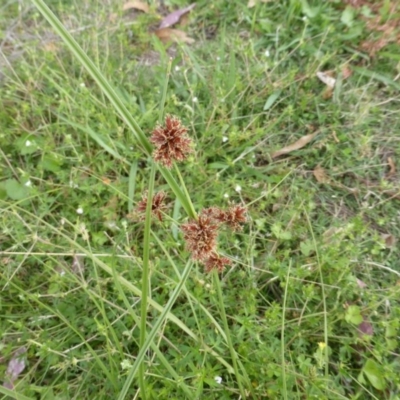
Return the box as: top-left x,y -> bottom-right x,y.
300,240 -> 315,256
357,320 -> 373,337
363,359 -> 386,391
301,0 -> 320,18
345,305 -> 363,325
271,224 -> 292,240
341,6 -> 355,27
19,139 -> 38,155
4,179 -> 30,200
40,155 -> 62,173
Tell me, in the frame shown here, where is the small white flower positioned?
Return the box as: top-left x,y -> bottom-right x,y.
80,82 -> 86,87
25,140 -> 32,147
174,66 -> 180,72
216,56 -> 220,61
214,376 -> 222,384
121,359 -> 132,370
222,136 -> 228,143
60,218 -> 66,225
235,185 -> 242,193
223,193 -> 229,198
264,49 -> 270,57
76,207 -> 84,215
24,180 -> 32,187
302,16 -> 308,21
192,97 -> 198,103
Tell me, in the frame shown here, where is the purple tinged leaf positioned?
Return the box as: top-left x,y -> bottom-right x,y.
358,320 -> 374,337
3,347 -> 26,389
356,278 -> 367,289
159,4 -> 196,29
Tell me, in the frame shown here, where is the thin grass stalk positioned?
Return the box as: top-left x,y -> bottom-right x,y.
5,276 -> 118,390
152,232 -> 230,345
174,163 -> 197,219
111,262 -> 194,398
138,163 -> 157,398
31,0 -> 150,154
305,212 -> 329,377
0,386 -> 32,400
281,260 -> 291,400
10,205 -> 229,366
118,260 -> 194,400
213,271 -> 247,399
31,0 -> 196,219
158,58 -> 171,121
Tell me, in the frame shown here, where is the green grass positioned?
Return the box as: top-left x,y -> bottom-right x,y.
1,0 -> 400,398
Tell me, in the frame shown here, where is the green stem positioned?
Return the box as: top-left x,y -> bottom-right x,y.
159,58 -> 172,121
31,0 -> 196,219
213,271 -> 246,399
281,260 -> 291,400
174,163 -> 197,220
138,163 -> 157,398
118,260 -> 194,400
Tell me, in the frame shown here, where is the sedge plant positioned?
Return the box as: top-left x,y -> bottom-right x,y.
31,0 -> 252,398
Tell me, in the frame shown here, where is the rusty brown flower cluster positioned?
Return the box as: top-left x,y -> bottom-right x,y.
200,205 -> 247,232
150,115 -> 193,169
181,214 -> 219,261
138,116 -> 248,273
136,191 -> 168,222
181,204 -> 247,273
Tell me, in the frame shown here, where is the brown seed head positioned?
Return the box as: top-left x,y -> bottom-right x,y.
181,215 -> 219,260
203,252 -> 232,273
136,191 -> 168,221
219,204 -> 247,231
199,207 -> 224,222
150,115 -> 193,169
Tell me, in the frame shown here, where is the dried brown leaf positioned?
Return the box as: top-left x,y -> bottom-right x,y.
387,156 -> 396,177
313,165 -> 329,183
343,0 -> 368,7
271,132 -> 317,159
123,1 -> 149,13
322,87 -> 333,100
159,4 -> 196,29
381,233 -> 396,249
316,71 -> 336,88
342,65 -> 352,79
248,0 -> 270,7
43,42 -> 58,52
155,28 -> 195,44
356,278 -> 367,289
332,131 -> 340,143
